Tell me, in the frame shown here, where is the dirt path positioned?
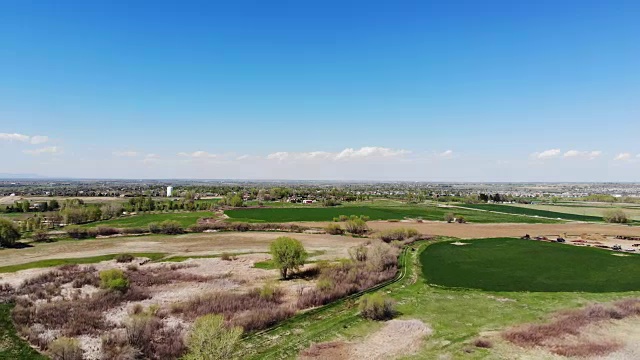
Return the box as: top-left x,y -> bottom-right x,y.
0,232 -> 365,268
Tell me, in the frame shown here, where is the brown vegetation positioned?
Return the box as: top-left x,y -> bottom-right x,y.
503,299 -> 640,357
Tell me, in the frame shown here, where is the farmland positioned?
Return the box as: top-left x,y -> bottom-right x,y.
225,205 -> 562,224
510,202 -> 640,221
457,203 -> 606,222
80,211 -> 212,228
421,238 -> 640,292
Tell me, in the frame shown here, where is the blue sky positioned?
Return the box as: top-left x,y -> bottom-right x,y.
1,0 -> 639,180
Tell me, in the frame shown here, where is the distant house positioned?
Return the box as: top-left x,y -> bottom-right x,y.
302,199 -> 314,204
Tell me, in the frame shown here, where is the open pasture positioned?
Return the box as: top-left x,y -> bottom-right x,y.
458,203 -> 605,222
80,211 -> 211,228
225,205 -> 561,224
421,238 -> 640,292
511,202 -> 640,221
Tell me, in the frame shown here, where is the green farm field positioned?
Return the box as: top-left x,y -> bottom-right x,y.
457,203 -> 607,222
421,238 -> 640,292
224,205 -> 562,224
80,211 -> 212,228
240,239 -> 640,359
510,202 -> 640,221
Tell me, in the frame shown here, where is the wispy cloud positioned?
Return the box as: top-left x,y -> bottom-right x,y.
614,153 -> 632,161
531,149 -> 561,160
0,133 -> 30,142
177,150 -> 223,159
30,135 -> 49,144
112,150 -> 139,157
266,146 -> 411,162
23,146 -> 62,155
563,150 -> 601,160
438,150 -> 454,158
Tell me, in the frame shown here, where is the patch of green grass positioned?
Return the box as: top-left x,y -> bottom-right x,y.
422,238 -> 640,292
240,240 -> 640,359
81,211 -> 212,228
0,303 -> 48,359
225,206 -> 561,224
0,253 -> 166,273
458,203 -> 606,222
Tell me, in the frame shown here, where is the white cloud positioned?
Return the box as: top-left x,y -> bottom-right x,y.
23,146 -> 62,155
30,135 -> 49,144
439,150 -> 454,158
614,153 -> 632,161
563,150 -> 601,160
142,154 -> 160,164
335,147 -> 410,160
266,147 -> 410,162
532,149 -> 561,159
0,133 -> 30,142
112,150 -> 139,157
178,151 -> 222,159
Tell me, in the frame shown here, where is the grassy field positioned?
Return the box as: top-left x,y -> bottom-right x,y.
0,252 -> 166,273
510,203 -> 640,221
225,205 -> 561,224
458,203 -> 606,222
0,304 -> 48,360
80,211 -> 212,228
240,239 -> 640,359
421,238 -> 640,292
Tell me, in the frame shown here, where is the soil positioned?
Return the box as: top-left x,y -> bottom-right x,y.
0,232 -> 366,268
299,319 -> 432,360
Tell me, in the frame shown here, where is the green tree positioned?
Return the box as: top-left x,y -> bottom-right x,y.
184,314 -> 243,360
229,194 -> 244,207
0,218 -> 20,247
270,236 -> 307,279
603,209 -> 629,224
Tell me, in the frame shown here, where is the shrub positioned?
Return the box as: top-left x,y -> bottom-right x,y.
220,252 -> 234,261
270,236 -> 308,279
348,244 -> 368,262
345,217 -> 368,235
148,222 -> 161,234
325,223 -> 344,235
0,218 -> 20,247
456,216 -> 467,224
149,220 -> 184,234
474,338 -> 493,348
603,209 -> 629,224
359,293 -> 396,320
259,283 -> 278,300
96,226 -> 120,236
48,336 -> 83,360
116,254 -> 135,263
32,229 -> 51,242
183,314 -> 243,360
338,215 -> 349,222
444,212 -> 455,223
377,228 -> 419,242
65,226 -> 97,239
122,227 -> 147,235
100,269 -> 130,292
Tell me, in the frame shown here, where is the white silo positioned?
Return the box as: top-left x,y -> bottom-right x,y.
167,186 -> 173,197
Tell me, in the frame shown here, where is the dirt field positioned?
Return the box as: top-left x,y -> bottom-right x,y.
0,232 -> 365,268
294,221 -> 640,239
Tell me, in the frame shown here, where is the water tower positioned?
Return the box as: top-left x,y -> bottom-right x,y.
166,186 -> 173,197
